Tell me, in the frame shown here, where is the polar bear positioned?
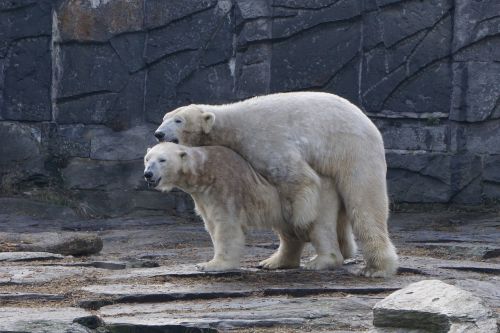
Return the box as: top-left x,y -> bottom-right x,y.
144,142 -> 356,271
154,91 -> 398,277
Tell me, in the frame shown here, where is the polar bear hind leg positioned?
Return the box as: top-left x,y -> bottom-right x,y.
340,171 -> 398,278
337,206 -> 357,259
304,181 -> 344,270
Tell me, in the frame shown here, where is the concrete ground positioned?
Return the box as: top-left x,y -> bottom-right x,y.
0,199 -> 498,332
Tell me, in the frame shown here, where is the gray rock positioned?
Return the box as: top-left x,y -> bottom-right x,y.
374,119 -> 448,152
0,123 -> 42,169
0,307 -> 91,333
452,120 -> 500,155
0,252 -> 64,262
0,232 -> 103,256
144,0 -> 217,29
56,44 -> 144,129
89,124 -> 157,161
0,265 -> 89,285
372,280 -> 497,333
100,295 -> 376,331
144,50 -> 198,123
271,0 -> 361,40
450,62 -> 500,122
110,31 -> 147,72
56,0 -> 143,42
48,124 -> 91,158
271,20 -> 361,92
62,158 -> 144,191
0,0 -> 51,57
0,197 -> 77,220
452,0 -> 500,54
145,7 -> 221,64
0,292 -> 64,301
176,63 -> 235,105
56,43 -> 128,101
386,151 -> 483,203
2,37 -> 52,121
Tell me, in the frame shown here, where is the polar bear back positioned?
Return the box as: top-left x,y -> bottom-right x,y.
200,92 -> 386,178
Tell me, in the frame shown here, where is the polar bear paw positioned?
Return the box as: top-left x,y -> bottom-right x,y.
196,260 -> 239,272
259,255 -> 300,270
359,264 -> 398,278
304,254 -> 343,271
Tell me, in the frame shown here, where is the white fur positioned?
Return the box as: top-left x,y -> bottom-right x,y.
155,92 -> 398,277
144,143 -> 353,271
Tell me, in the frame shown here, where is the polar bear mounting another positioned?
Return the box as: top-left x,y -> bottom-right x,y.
153,91 -> 398,277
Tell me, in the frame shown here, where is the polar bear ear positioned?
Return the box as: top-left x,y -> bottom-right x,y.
179,151 -> 187,159
201,112 -> 215,134
147,147 -> 151,153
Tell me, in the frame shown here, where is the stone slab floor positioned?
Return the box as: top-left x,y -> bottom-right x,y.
0,200 -> 498,332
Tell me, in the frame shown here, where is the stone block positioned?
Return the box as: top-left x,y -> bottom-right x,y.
483,155 -> 500,183
271,21 -> 361,92
452,0 -> 500,55
387,151 -> 451,203
452,120 -> 500,155
271,0 -> 361,39
235,0 -> 269,20
110,31 -> 147,73
88,124 -> 157,161
236,62 -> 271,99
373,0 -> 452,48
374,119 -> 448,152
0,0 -> 52,57
144,50 -> 199,123
176,63 -> 234,105
1,38 -> 52,121
0,121 -> 42,169
144,0 -> 217,30
386,151 -> 483,203
145,1 -> 231,64
56,0 -> 143,42
57,44 -> 144,128
48,124 -> 91,159
57,43 -> 128,99
450,62 -> 500,122
61,158 -> 144,191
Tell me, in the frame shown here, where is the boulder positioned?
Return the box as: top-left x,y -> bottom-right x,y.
372,280 -> 497,333
0,232 -> 103,256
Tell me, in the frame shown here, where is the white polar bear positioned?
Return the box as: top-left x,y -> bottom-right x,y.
154,91 -> 398,277
144,142 -> 356,271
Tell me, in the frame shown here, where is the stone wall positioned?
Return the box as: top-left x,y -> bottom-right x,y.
1,0 -> 499,216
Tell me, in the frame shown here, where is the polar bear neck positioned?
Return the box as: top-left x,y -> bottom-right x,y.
176,148 -> 215,194
198,106 -> 246,151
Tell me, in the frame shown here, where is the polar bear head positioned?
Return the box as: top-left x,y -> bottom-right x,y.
154,105 -> 215,146
143,142 -> 189,192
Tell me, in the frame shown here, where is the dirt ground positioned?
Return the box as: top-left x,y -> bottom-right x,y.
0,200 -> 498,332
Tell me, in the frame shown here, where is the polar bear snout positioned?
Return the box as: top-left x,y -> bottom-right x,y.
144,171 -> 153,179
154,130 -> 179,144
154,131 -> 165,141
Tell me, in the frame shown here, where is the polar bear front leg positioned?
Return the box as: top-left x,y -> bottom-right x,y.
304,189 -> 344,270
196,219 -> 244,272
259,231 -> 304,269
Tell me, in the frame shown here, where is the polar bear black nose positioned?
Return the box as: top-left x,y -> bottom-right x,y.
144,171 -> 153,179
154,131 -> 165,140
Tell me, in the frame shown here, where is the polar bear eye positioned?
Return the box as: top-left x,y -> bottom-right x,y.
174,119 -> 182,124
159,159 -> 166,163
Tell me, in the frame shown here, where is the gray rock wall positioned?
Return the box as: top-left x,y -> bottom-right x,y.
1,0 -> 499,216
